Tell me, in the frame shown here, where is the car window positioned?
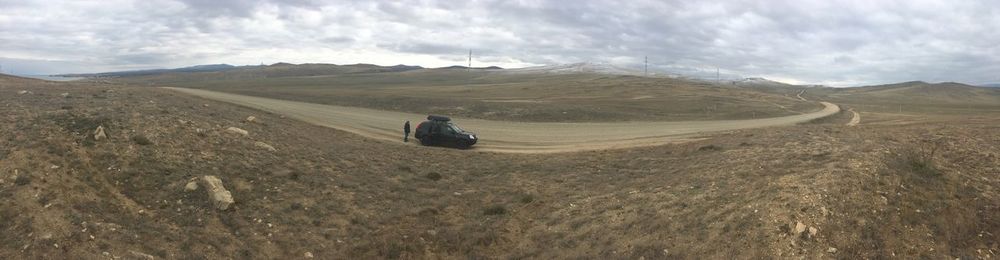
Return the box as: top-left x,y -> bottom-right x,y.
448,123 -> 464,133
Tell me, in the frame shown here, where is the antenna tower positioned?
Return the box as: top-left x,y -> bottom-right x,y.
644,56 -> 648,76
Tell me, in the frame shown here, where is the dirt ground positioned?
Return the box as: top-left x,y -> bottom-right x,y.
165,87 -> 839,153
109,69 -> 820,123
0,77 -> 998,259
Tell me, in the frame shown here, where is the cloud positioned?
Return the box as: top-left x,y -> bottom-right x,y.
1,0 -> 999,86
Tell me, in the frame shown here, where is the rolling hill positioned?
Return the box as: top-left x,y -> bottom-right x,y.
822,81 -> 1000,105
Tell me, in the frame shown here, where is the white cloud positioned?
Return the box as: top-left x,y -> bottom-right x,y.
1,0 -> 1000,86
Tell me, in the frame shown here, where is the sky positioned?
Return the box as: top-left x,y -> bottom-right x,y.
1,0 -> 999,86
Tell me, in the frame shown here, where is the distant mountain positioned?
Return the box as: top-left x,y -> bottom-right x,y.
436,65 -> 503,70
833,81 -> 1000,104
58,63 -> 426,79
733,77 -> 791,87
173,64 -> 236,72
59,64 -> 239,77
978,83 -> 1000,88
504,62 -> 645,76
0,73 -> 44,83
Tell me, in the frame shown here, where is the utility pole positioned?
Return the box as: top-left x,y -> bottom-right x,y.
716,67 -> 720,84
468,49 -> 472,72
644,56 -> 648,77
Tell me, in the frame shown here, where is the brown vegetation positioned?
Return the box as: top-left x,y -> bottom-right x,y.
0,74 -> 997,259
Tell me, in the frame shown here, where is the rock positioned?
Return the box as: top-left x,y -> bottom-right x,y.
827,247 -> 838,253
13,169 -> 30,186
809,227 -> 818,237
199,175 -> 234,210
184,181 -> 199,191
226,127 -> 249,136
127,250 -> 155,260
254,141 -> 277,152
794,222 -> 807,235
93,126 -> 107,141
17,90 -> 29,95
245,116 -> 257,123
304,252 -> 314,258
60,92 -> 70,98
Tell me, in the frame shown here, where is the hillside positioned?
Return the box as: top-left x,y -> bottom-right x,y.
71,63 -> 425,84
503,62 -> 647,76
111,68 -> 823,122
820,81 -> 1000,104
58,64 -> 240,78
1,79 -> 997,259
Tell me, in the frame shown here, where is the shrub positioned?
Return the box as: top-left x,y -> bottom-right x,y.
483,205 -> 506,215
698,144 -> 722,151
14,173 -> 30,186
888,139 -> 943,178
131,134 -> 153,146
519,194 -> 534,204
425,172 -> 442,181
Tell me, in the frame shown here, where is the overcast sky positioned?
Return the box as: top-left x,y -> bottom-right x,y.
2,0 -> 999,86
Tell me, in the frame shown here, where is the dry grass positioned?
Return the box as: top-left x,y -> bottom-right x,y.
110,70 -> 820,122
0,75 -> 997,259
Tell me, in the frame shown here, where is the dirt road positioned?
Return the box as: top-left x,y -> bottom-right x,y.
796,89 -> 808,101
166,87 -> 840,153
847,108 -> 861,126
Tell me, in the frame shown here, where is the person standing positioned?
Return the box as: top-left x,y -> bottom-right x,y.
403,120 -> 411,142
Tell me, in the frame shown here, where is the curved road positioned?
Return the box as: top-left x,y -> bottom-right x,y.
846,108 -> 861,126
166,87 -> 840,153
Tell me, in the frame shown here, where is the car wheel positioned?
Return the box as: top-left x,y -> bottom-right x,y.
420,138 -> 432,146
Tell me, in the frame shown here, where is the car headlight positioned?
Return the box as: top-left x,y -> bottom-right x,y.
469,135 -> 475,139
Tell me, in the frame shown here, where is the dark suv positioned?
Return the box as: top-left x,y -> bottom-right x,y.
414,115 -> 477,148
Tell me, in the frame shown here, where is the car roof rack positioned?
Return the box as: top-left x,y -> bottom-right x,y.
427,115 -> 451,121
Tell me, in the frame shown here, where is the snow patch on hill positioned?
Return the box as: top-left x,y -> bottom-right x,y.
504,62 -> 650,76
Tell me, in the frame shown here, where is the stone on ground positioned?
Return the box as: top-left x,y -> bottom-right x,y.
93,126 -> 107,141
794,222 -> 807,235
254,141 -> 277,152
199,175 -> 234,210
225,127 -> 249,136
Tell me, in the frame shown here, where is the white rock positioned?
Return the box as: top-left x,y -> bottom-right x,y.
254,141 -> 277,152
184,181 -> 199,191
226,127 -> 249,136
129,250 -> 155,260
246,116 -> 257,123
18,90 -> 29,95
93,126 -> 107,141
809,227 -> 818,237
200,175 -> 234,210
794,222 -> 807,235
827,247 -> 837,253
304,252 -> 314,258
60,92 -> 70,98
